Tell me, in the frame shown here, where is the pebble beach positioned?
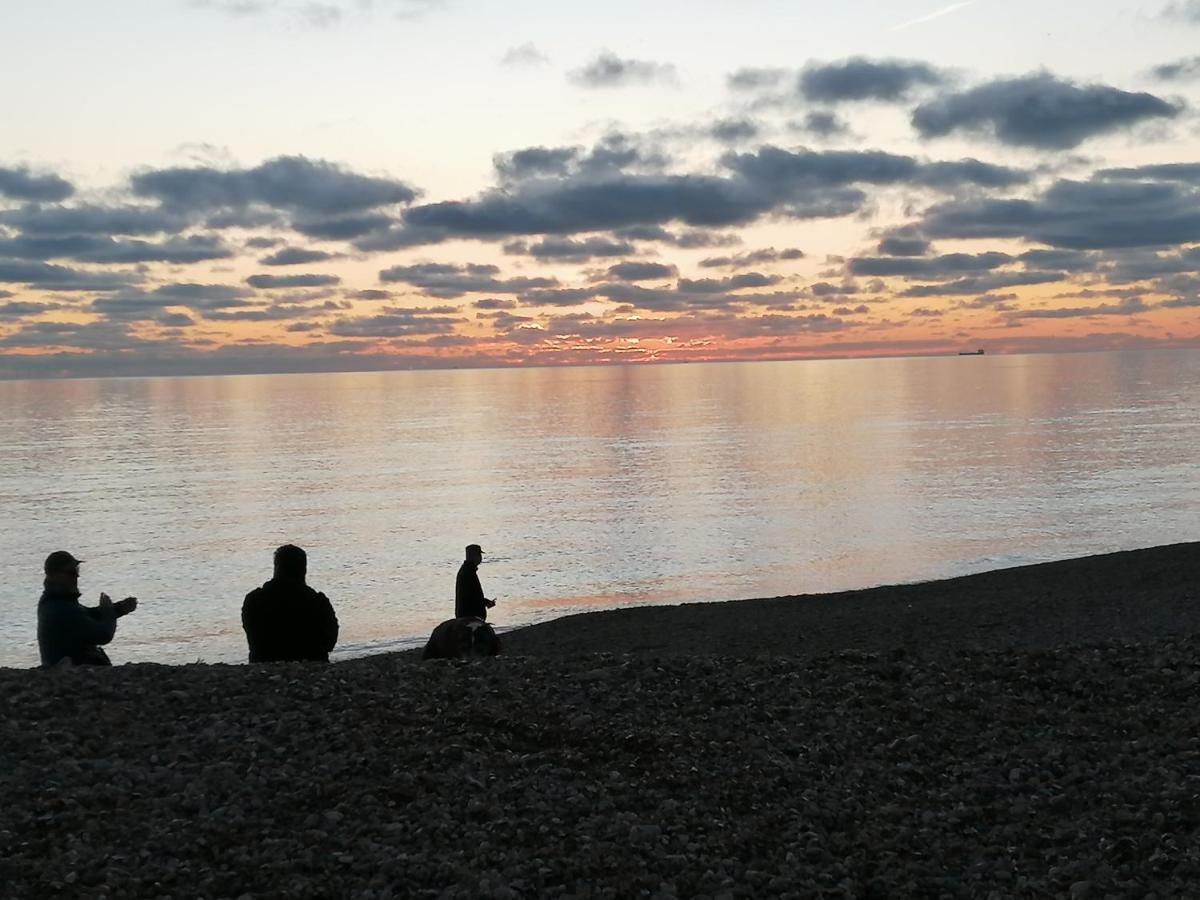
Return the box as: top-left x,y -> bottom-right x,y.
2,542 -> 1198,899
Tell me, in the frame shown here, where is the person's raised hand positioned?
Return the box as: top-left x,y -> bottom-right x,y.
99,592 -> 113,609
116,597 -> 138,616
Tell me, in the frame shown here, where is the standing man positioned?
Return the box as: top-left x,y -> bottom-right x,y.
37,550 -> 138,667
455,543 -> 496,621
242,544 -> 339,663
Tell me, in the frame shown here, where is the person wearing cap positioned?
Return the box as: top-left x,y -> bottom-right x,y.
241,544 -> 339,663
37,551 -> 138,667
454,543 -> 496,621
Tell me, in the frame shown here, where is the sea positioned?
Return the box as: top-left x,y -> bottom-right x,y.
1,349 -> 1197,668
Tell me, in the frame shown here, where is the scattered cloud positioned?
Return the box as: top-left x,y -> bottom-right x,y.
501,42 -> 549,67
132,155 -> 415,215
921,175 -> 1200,248
1150,56 -> 1200,81
801,58 -> 946,103
727,67 -> 789,91
246,273 -> 342,288
569,52 -> 678,88
912,74 -> 1179,149
1162,1 -> 1200,23
0,166 -> 74,202
259,246 -> 341,266
504,237 -> 635,262
699,248 -> 804,269
605,261 -> 678,282
378,262 -> 557,298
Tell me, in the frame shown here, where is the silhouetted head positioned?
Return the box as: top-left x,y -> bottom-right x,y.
43,550 -> 82,591
465,543 -> 483,565
273,544 -> 307,582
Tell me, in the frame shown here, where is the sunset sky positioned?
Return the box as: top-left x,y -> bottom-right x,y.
3,0 -> 1200,377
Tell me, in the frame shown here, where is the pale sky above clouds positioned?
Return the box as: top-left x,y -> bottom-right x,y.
1,0 -> 1199,376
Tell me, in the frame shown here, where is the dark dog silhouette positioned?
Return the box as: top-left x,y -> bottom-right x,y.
422,617 -> 501,660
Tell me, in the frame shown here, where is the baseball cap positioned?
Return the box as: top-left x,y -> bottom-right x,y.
44,550 -> 83,575
466,543 -> 483,554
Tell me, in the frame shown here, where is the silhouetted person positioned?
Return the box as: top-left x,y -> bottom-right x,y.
37,550 -> 138,667
422,617 -> 501,660
455,543 -> 495,621
242,544 -> 338,663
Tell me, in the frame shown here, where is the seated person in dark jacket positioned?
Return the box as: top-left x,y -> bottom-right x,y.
242,544 -> 338,663
38,550 -> 138,667
455,543 -> 496,621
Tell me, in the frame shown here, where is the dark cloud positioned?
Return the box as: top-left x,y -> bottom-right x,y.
900,271 -> 1068,297
494,136 -> 670,185
808,282 -> 859,299
328,306 -> 463,338
1004,297 -> 1149,319
504,236 -> 635,262
912,74 -> 1179,149
790,111 -> 851,139
0,300 -> 66,317
0,234 -> 232,264
1151,55 -> 1200,81
247,273 -> 342,289
91,282 -> 252,318
0,260 -> 138,291
403,174 -> 769,236
0,204 -> 187,236
699,248 -> 804,269
724,146 -> 1027,204
379,262 -> 557,298
153,282 -> 249,304
516,288 -> 600,307
403,145 -> 1011,243
677,272 -> 781,293
1018,249 -> 1099,272
569,52 -> 677,88
727,67 -> 788,91
916,159 -> 1030,189
606,261 -> 678,282
244,236 -> 282,249
294,213 -> 396,240
877,228 -> 931,256
494,147 -> 579,181
611,226 -> 743,249
473,297 -> 518,310
204,300 -> 351,322
921,176 -> 1200,249
259,246 -> 341,266
0,319 -> 158,351
800,58 -> 945,103
0,166 -> 74,202
710,119 -> 759,143
131,155 -> 416,215
848,251 -> 1014,278
1097,163 -> 1200,183
347,289 -> 392,301
156,312 -> 196,327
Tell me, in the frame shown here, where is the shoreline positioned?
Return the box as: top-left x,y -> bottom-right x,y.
496,540 -> 1200,660
3,541 -> 1198,897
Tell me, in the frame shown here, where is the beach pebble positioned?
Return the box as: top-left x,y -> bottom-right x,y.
1,633 -> 1197,898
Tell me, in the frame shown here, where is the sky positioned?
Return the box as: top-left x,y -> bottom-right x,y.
3,0 -> 1200,377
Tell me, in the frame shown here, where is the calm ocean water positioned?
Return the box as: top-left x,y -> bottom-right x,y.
1,350 -> 1197,667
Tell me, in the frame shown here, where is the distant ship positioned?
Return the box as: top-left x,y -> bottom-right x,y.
958,348 -> 985,356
